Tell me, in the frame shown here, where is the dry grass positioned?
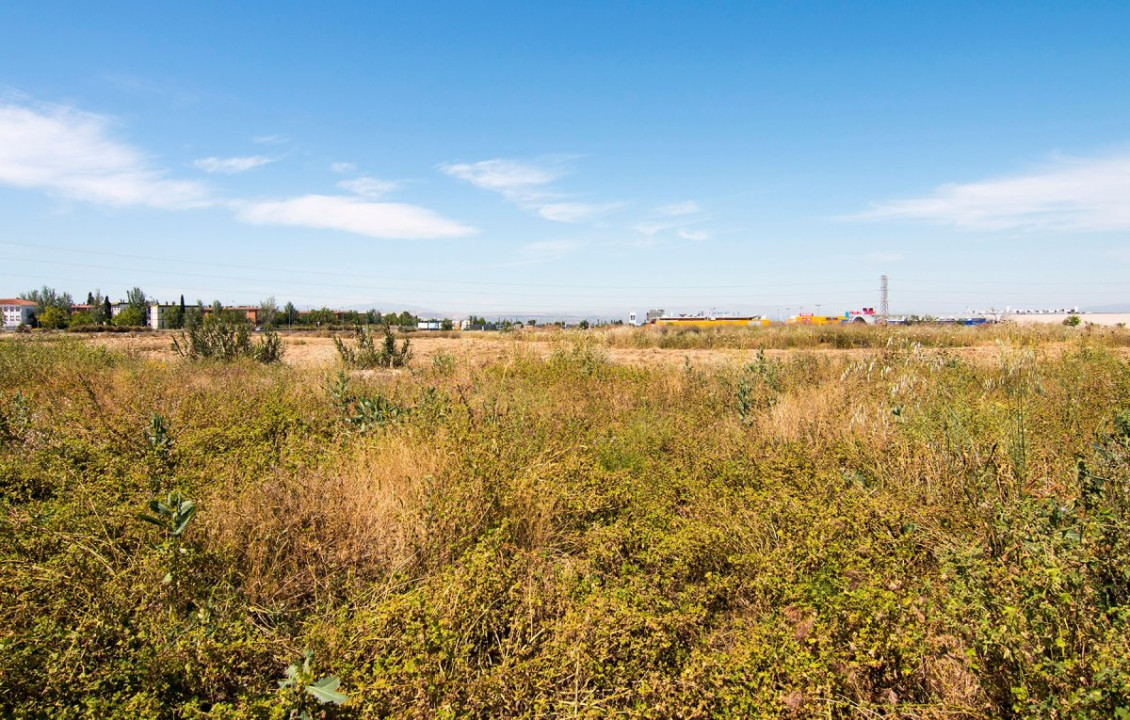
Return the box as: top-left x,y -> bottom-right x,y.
4,328 -> 1130,717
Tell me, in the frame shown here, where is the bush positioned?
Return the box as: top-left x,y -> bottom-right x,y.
36,305 -> 68,329
112,305 -> 147,327
67,310 -> 93,327
1064,314 -> 1082,327
333,324 -> 411,368
171,311 -> 283,363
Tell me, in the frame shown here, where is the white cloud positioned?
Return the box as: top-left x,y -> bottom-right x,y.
0,102 -> 210,209
656,200 -> 700,216
854,152 -> 1130,231
677,228 -> 709,241
194,155 -> 274,174
337,176 -> 398,199
536,201 -> 621,223
0,100 -> 473,242
440,158 -> 559,201
233,194 -> 475,239
441,157 -> 622,225
330,162 -> 356,174
633,221 -> 669,237
252,134 -> 289,145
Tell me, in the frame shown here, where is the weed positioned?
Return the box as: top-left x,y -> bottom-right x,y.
432,350 -> 455,376
4,329 -> 1130,717
0,391 -> 31,444
277,650 -> 348,719
137,490 -> 197,591
145,412 -> 172,459
333,323 -> 411,369
172,311 -> 283,363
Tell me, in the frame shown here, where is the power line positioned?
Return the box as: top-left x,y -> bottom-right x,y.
0,241 -> 876,292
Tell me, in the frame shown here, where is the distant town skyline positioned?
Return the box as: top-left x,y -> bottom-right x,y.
3,2 -> 1130,314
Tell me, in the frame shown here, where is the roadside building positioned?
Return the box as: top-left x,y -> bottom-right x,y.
1,298 -> 36,329
148,304 -> 180,329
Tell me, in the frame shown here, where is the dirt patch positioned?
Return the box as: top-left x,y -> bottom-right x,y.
15,330 -> 1127,369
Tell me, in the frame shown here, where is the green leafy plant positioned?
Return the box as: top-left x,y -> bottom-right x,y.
277,650 -> 348,719
137,491 -> 197,586
334,323 -> 412,369
431,350 -> 455,376
171,311 -> 282,363
253,328 -> 285,364
328,370 -> 408,431
0,391 -> 31,444
145,413 -> 173,459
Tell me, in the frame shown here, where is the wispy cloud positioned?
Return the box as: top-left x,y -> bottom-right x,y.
633,200 -> 709,243
193,155 -> 274,174
0,102 -> 210,209
252,134 -> 289,145
656,200 -> 700,216
441,157 -> 621,224
677,228 -> 709,241
440,158 -> 559,202
233,195 -> 475,239
536,201 -> 622,223
853,152 -> 1130,231
0,100 -> 474,241
337,175 -> 399,199
330,161 -> 356,174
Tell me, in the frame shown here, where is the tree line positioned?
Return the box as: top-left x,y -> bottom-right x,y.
15,286 -> 431,330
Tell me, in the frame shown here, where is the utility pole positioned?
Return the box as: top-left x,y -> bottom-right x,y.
880,274 -> 889,324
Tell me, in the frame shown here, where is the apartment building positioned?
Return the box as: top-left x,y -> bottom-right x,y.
1,298 -> 35,329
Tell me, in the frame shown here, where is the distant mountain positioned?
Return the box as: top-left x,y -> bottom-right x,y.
1082,304 -> 1130,313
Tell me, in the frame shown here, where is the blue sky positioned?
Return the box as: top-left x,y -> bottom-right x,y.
2,1 -> 1129,317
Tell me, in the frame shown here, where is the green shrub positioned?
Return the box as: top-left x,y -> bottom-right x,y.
172,311 -> 283,363
333,323 -> 411,368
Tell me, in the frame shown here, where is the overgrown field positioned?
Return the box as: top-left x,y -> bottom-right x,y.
2,332 -> 1130,718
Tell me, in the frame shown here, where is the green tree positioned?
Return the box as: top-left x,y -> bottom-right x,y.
101,297 -> 112,325
127,287 -> 148,316
183,301 -> 204,331
164,304 -> 184,330
68,310 -> 94,328
113,305 -> 147,327
441,318 -> 454,331
37,305 -> 68,329
282,302 -> 299,326
306,307 -> 338,326
21,286 -> 73,316
258,296 -> 278,328
87,290 -> 108,325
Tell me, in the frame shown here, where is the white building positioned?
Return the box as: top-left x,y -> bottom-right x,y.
1,298 -> 36,329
